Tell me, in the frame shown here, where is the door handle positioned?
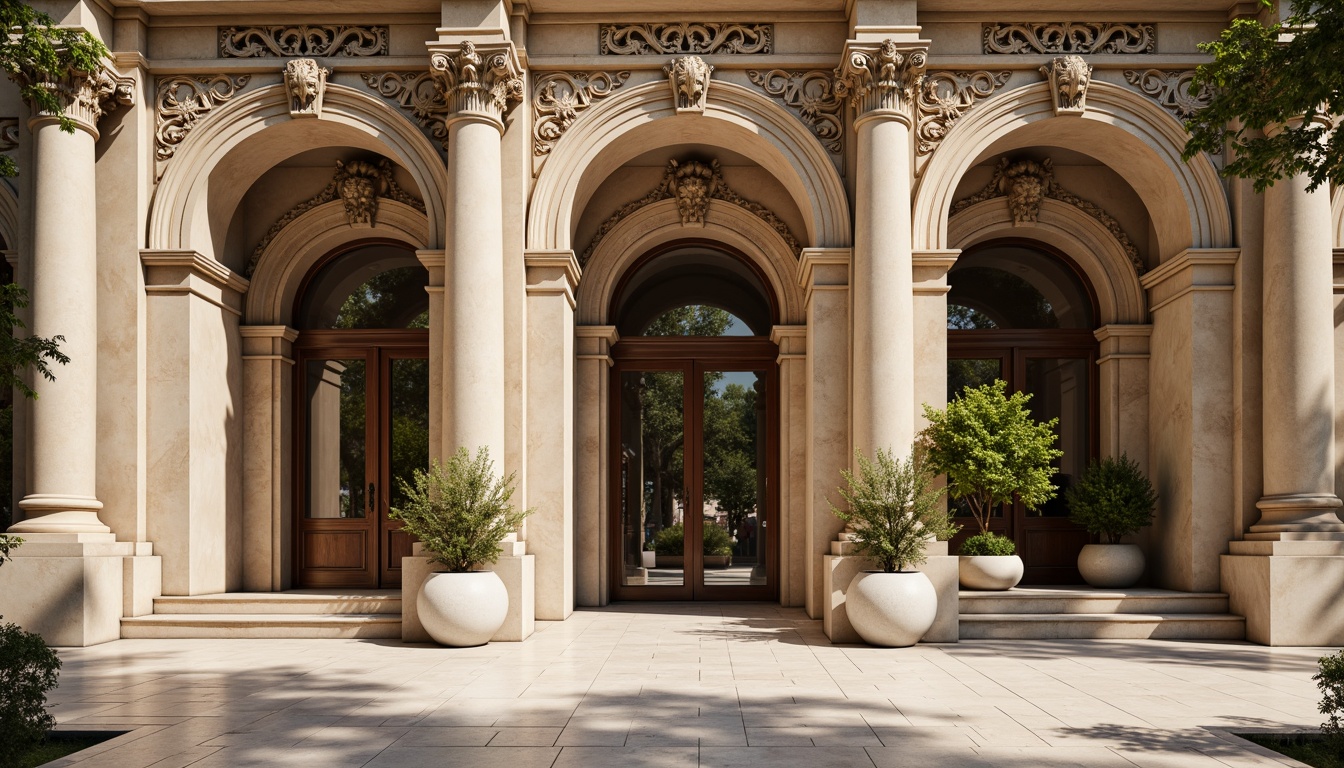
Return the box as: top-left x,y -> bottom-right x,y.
368,482 -> 376,513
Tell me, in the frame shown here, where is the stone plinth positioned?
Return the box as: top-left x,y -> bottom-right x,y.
1222,539 -> 1344,645
0,534 -> 142,646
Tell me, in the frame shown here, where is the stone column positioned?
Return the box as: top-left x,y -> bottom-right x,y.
835,39 -> 925,460
524,251 -> 579,620
574,326 -> 618,607
10,65 -> 132,534
1254,162 -> 1344,535
771,326 -> 807,607
428,40 -> 523,465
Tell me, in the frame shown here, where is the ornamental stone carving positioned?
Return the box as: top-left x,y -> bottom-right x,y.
155,74 -> 251,175
582,158 -> 801,265
747,69 -> 844,155
533,71 -> 629,156
360,71 -> 451,147
983,22 -> 1156,54
218,25 -> 388,58
284,59 -> 329,118
666,56 -> 713,114
1041,56 -> 1092,116
952,157 -> 1145,274
428,40 -> 524,128
0,118 -> 19,153
600,23 -> 772,55
20,63 -> 135,133
916,70 -> 1011,155
834,40 -> 927,119
1123,69 -> 1215,119
248,158 -> 424,275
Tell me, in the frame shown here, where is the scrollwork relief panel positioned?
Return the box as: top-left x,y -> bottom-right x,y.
983,22 -> 1156,54
600,23 -> 772,55
219,25 -> 388,57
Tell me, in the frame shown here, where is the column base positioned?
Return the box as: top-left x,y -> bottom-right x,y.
0,533 -> 135,646
822,540 -> 958,644
11,494 -> 108,534
1250,493 -> 1344,534
1223,539 -> 1344,645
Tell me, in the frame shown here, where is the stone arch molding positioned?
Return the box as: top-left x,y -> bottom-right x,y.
1332,186 -> 1344,248
949,198 -> 1147,325
149,82 -> 448,262
530,79 -> 850,254
245,198 -> 428,325
915,80 -> 1232,261
577,199 -> 806,327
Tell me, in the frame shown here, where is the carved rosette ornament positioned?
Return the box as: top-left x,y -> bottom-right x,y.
23,62 -> 135,135
284,59 -> 329,118
834,40 -> 927,121
1123,69 -> 1215,120
916,71 -> 1011,155
428,40 -> 524,130
666,56 -> 713,114
747,69 -> 844,155
155,74 -> 252,175
1041,55 -> 1092,116
532,71 -> 629,156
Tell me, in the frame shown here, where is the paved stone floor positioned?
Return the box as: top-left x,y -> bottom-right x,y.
40,604 -> 1330,767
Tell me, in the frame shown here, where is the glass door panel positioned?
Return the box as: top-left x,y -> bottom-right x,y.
700,369 -> 768,590
619,369 -> 687,591
381,354 -> 429,586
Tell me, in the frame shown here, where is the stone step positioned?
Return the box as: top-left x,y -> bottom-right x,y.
121,613 -> 401,639
958,587 -> 1229,615
958,612 -> 1246,640
151,591 -> 401,616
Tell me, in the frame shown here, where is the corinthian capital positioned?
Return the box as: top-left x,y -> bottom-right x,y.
428,40 -> 524,130
833,39 -> 927,122
23,61 -> 134,136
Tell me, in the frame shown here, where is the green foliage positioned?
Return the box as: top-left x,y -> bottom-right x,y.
702,381 -> 759,538
651,522 -> 734,557
1065,454 -> 1157,544
0,284 -> 68,401
1184,0 -> 1344,192
0,0 -> 111,177
643,305 -> 733,337
0,533 -> 19,566
830,447 -> 958,573
958,531 -> 1017,557
388,447 -> 531,573
0,621 -> 60,766
921,380 -> 1062,535
1317,650 -> 1344,744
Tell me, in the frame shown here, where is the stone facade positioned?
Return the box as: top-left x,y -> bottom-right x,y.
0,0 -> 1340,647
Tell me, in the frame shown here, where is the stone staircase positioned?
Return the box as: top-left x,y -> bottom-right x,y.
120,590 -> 402,639
958,586 -> 1246,640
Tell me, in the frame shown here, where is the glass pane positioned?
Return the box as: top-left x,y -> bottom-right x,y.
641,305 -> 751,337
388,358 -> 430,510
305,358 -> 366,519
701,370 -> 767,588
1025,357 -> 1091,517
948,358 -> 1002,402
620,370 -> 685,587
297,244 -> 429,329
947,246 -> 1094,329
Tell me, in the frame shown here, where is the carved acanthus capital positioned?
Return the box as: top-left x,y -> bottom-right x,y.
1040,55 -> 1092,116
284,59 -> 329,118
833,40 -> 927,122
665,55 -> 713,114
428,40 -> 524,129
23,61 -> 135,135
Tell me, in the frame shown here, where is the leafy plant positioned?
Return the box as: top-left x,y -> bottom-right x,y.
0,621 -> 61,766
921,379 -> 1062,536
703,523 -> 734,557
651,522 -> 734,557
1317,650 -> 1344,745
958,531 -> 1017,557
388,447 -> 531,573
1065,454 -> 1157,544
830,447 -> 958,573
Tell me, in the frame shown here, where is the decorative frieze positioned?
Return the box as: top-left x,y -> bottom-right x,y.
747,69 -> 844,155
581,158 -> 801,265
952,156 -> 1144,274
248,158 -> 425,276
155,74 -> 252,171
983,22 -> 1156,55
360,71 -> 451,147
834,40 -> 927,119
666,56 -> 712,114
599,23 -> 772,55
218,25 -> 388,58
283,59 -> 329,118
1041,55 -> 1092,116
916,71 -> 1010,156
532,71 -> 629,156
428,40 -> 524,127
1123,69 -> 1214,120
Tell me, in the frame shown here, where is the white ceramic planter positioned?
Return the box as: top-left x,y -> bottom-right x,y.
417,570 -> 509,647
641,550 -> 656,568
1077,543 -> 1145,588
845,571 -> 938,647
958,555 -> 1024,590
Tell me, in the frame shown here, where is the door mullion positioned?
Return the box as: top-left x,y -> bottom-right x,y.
686,360 -> 702,599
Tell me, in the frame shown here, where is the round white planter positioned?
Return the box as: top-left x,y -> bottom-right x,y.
417,570 -> 509,647
846,571 -> 938,647
958,555 -> 1024,590
1077,543 -> 1145,588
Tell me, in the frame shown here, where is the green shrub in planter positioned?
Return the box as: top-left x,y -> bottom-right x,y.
1065,454 -> 1157,544
652,523 -> 734,556
1316,650 -> 1344,745
830,446 -> 957,572
0,619 -> 61,766
958,531 -> 1017,557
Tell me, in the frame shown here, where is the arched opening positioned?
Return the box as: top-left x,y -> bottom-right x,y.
292,241 -> 429,588
608,243 -> 778,601
947,240 -> 1099,584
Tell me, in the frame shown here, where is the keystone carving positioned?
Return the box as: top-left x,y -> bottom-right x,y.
219,25 -> 388,58
600,23 -> 772,55
747,69 -> 844,155
916,70 -> 1011,155
834,39 -> 927,118
532,71 -> 629,156
666,56 -> 712,114
284,59 -> 329,118
1041,55 -> 1092,116
983,22 -> 1156,54
428,40 -> 524,126
1123,69 -> 1214,119
155,74 -> 252,176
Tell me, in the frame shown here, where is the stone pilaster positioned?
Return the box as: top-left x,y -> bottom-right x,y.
240,325 -> 298,592
1095,325 -> 1152,470
771,326 -> 807,607
575,326 -> 619,607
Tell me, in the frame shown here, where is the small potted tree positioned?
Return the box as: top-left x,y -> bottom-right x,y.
1066,453 -> 1156,588
921,380 -> 1062,590
830,445 -> 957,647
390,447 -> 531,647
